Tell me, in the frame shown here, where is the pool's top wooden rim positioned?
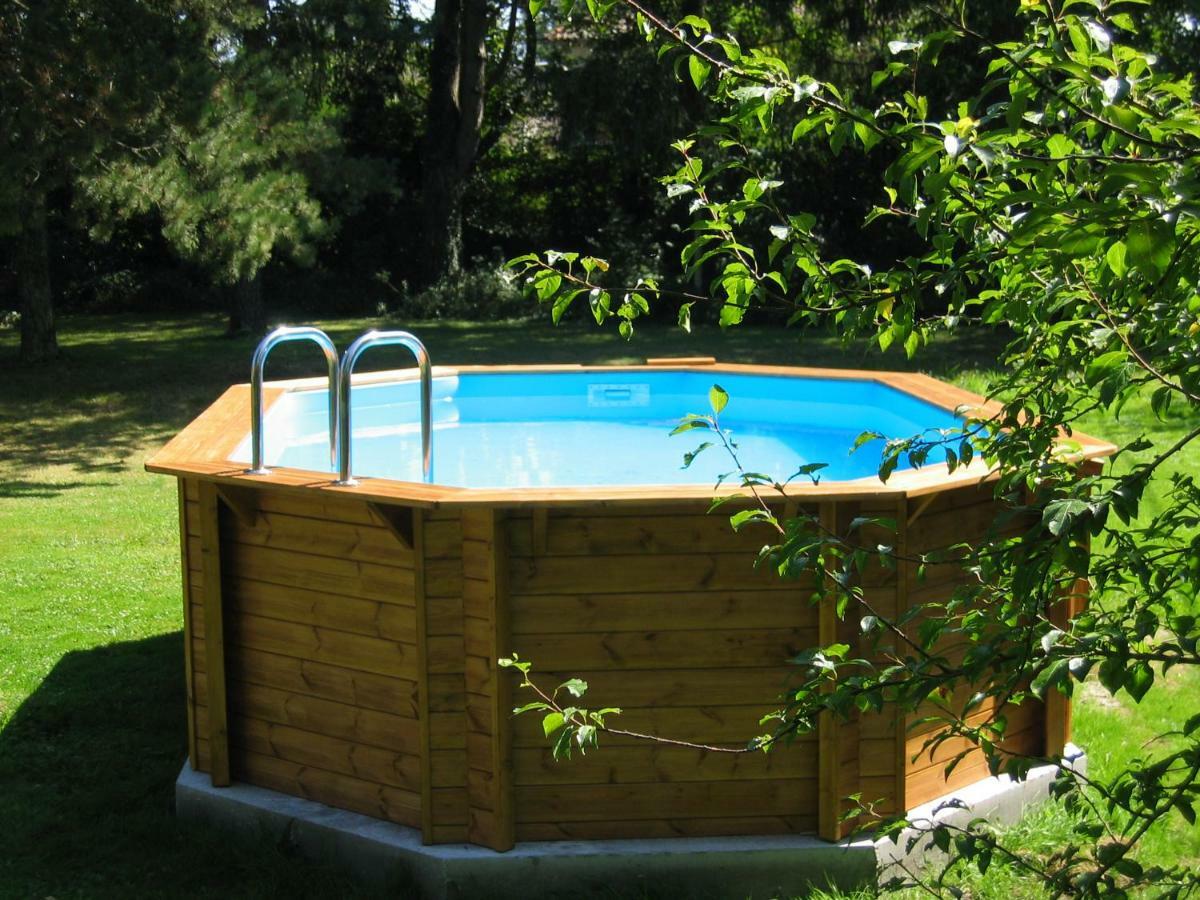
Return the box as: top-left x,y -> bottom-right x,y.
145,359 -> 1117,509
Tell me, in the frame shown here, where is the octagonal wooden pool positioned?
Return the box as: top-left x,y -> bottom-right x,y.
148,356 -> 1113,851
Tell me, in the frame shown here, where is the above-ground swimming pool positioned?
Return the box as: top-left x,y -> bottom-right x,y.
149,357 -> 1113,853
233,369 -> 966,488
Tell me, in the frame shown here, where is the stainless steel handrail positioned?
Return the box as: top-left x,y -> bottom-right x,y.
335,330 -> 432,486
247,326 -> 340,475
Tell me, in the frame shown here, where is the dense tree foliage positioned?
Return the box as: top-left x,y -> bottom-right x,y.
1,0 -> 961,357
507,0 -> 1200,895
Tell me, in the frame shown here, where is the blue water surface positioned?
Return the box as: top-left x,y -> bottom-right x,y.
232,371 -> 964,488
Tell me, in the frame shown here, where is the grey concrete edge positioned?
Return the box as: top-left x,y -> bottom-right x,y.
176,748 -> 1085,899
874,743 -> 1088,882
175,764 -> 875,899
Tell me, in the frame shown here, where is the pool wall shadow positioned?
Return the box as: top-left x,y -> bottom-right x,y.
0,632 -> 392,897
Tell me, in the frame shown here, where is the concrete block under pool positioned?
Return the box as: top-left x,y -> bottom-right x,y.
147,360 -> 1114,854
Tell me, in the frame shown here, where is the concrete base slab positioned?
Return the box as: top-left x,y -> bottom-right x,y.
175,766 -> 874,899
875,743 -> 1088,883
176,748 -> 1087,899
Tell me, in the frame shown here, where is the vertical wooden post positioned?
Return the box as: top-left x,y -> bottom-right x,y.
1045,460 -> 1100,759
818,500 -> 859,840
893,494 -> 911,815
177,479 -> 198,770
462,509 -> 515,851
1045,574 -> 1089,757
198,481 -> 231,787
413,509 -> 437,844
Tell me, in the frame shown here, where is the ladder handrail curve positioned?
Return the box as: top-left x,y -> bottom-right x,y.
335,330 -> 433,486
247,326 -> 340,475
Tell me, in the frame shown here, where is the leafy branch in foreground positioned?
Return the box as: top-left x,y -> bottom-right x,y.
507,0 -> 1200,896
499,653 -> 772,759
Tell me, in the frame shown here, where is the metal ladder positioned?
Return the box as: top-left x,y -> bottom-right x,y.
247,326 -> 433,485
246,326 -> 339,476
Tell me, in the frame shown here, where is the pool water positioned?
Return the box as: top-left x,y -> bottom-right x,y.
233,370 -> 964,488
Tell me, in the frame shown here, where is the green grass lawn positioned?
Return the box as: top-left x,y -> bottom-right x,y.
1,313 -> 1196,898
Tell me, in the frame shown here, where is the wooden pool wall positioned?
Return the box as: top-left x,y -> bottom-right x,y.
176,475 -> 1077,852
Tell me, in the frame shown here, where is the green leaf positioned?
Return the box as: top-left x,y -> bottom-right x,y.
688,56 -> 711,91
1105,241 -> 1128,276
709,384 -> 728,415
529,0 -> 544,14
1126,218 -> 1175,282
1084,350 -> 1126,387
681,441 -> 713,469
671,416 -> 711,436
560,678 -> 588,698
1042,499 -> 1089,537
542,711 -> 565,738
1125,660 -> 1154,702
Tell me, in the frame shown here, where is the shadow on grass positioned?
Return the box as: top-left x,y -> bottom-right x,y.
0,480 -> 116,499
0,632 -> 392,898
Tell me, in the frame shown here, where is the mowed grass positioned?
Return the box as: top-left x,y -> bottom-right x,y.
0,313 -> 1197,898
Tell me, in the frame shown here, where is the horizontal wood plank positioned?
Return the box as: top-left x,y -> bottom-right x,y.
222,680 -> 421,755
509,591 -> 822,635
206,579 -> 417,644
505,513 -> 795,558
197,644 -> 419,717
511,704 -> 814,749
513,743 -> 818,786
216,506 -> 416,568
505,627 -> 818,671
515,779 -> 818,823
230,746 -> 427,828
509,553 -> 813,595
222,608 -> 418,681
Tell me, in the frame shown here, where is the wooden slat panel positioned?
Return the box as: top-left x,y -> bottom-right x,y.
515,779 -> 818,823
223,608 -> 418,681
251,490 -> 383,527
907,755 -> 990,809
191,537 -> 415,604
505,513 -> 796,558
509,591 -> 822,635
197,642 -> 418,717
223,578 -> 417,644
230,746 -> 425,828
905,702 -> 1043,776
231,716 -> 426,793
225,680 -> 421,755
509,553 -> 813,595
218,507 -> 416,568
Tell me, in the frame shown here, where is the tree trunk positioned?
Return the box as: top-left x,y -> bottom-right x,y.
16,189 -> 58,364
226,273 -> 266,336
419,0 -> 489,287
